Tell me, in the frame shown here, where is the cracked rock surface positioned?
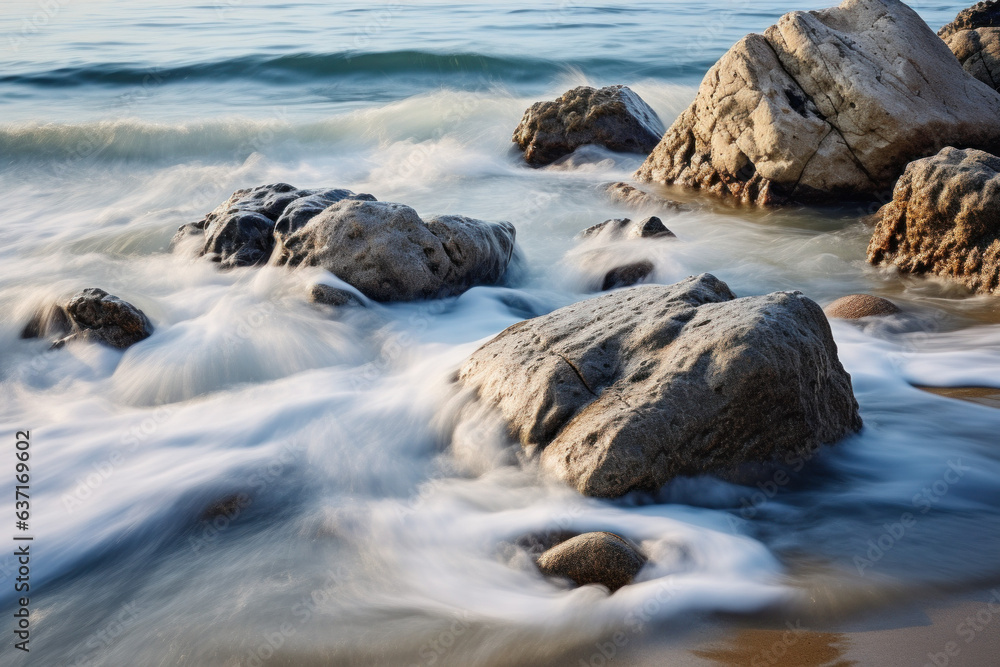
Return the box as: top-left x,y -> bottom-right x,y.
457,274 -> 861,498
940,2 -> 1000,91
868,146 -> 1000,295
635,0 -> 1000,205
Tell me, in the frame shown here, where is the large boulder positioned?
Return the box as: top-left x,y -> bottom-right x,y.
535,532 -> 646,592
940,2 -> 1000,91
270,200 -> 517,302
868,147 -> 1000,294
635,0 -> 1000,205
21,288 -> 153,349
457,274 -> 861,498
172,183 -> 375,268
513,85 -> 665,167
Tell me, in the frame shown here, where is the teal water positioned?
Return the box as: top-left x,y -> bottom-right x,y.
2,2 -> 1000,666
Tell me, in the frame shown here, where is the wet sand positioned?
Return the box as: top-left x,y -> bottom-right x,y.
917,386 -> 1000,410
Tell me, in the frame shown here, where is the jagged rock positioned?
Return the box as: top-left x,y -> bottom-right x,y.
579,216 -> 675,242
173,183 -> 375,268
603,182 -> 687,212
940,2 -> 1000,91
868,147 -> 1000,294
457,274 -> 861,497
309,284 -> 363,308
635,0 -> 1000,205
824,294 -> 900,319
271,200 -> 517,302
602,261 -> 655,291
513,85 -> 665,167
21,288 -> 154,349
939,1 -> 1000,39
535,532 -> 646,592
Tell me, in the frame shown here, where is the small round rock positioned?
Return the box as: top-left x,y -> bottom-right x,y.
535,531 -> 645,592
824,294 -> 901,319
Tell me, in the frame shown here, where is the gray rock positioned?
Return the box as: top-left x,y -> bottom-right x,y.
536,532 -> 646,592
602,261 -> 655,291
309,284 -> 363,308
824,294 -> 901,319
513,86 -> 665,167
579,216 -> 675,242
868,147 -> 1000,294
22,288 -> 154,350
173,183 -> 375,268
271,200 -> 517,302
635,0 -> 1000,205
457,274 -> 861,497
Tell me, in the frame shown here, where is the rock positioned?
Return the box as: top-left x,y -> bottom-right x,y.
943,28 -> 1000,91
309,284 -> 363,308
579,216 -> 675,242
939,1 -> 1000,39
173,183 -> 375,268
868,147 -> 1000,294
601,261 -> 655,291
457,274 -> 861,497
536,532 -> 646,592
513,85 -> 665,167
271,200 -> 517,302
635,0 -> 1000,205
200,493 -> 251,521
21,288 -> 154,349
824,294 -> 901,319
603,182 -> 687,212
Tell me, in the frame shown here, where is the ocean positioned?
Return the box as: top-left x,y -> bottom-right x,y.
2,1 -> 999,665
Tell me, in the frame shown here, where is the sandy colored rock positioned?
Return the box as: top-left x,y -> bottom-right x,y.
943,28 -> 1000,91
458,274 -> 861,497
535,532 -> 645,592
635,0 -> 1000,205
271,200 -> 517,302
22,288 -> 154,350
939,1 -> 1000,39
603,182 -> 687,212
868,147 -> 1000,294
824,294 -> 901,319
513,85 -> 665,166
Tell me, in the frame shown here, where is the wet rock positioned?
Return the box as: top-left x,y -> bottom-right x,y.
22,288 -> 154,350
824,294 -> 901,319
601,261 -> 655,291
513,85 -> 665,167
579,216 -> 675,242
535,532 -> 645,592
603,182 -> 687,212
457,274 -> 861,497
309,284 -> 363,308
868,147 -> 1000,294
271,200 -> 517,302
173,183 -> 375,268
200,493 -> 251,521
635,0 -> 1000,205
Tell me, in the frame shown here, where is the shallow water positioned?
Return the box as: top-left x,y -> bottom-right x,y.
2,1 -> 1000,665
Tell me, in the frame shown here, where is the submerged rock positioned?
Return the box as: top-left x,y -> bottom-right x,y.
457,274 -> 861,497
579,216 -> 675,242
513,85 -> 665,167
535,532 -> 645,592
868,147 -> 1000,295
635,0 -> 1000,205
173,183 -> 375,268
601,261 -> 655,291
603,182 -> 687,212
21,288 -> 154,349
309,284 -> 364,308
271,200 -> 517,302
824,294 -> 901,319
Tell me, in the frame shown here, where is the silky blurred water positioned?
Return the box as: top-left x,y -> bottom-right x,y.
1,1 -> 999,665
